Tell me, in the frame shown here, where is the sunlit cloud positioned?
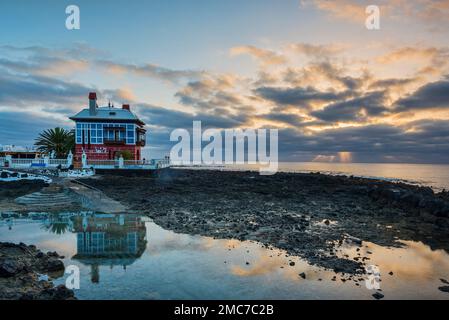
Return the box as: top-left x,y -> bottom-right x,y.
230,45 -> 287,66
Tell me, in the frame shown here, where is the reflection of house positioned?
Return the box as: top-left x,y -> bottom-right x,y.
72,213 -> 147,283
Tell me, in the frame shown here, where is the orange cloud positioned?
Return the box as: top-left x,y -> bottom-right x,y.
230,46 -> 287,66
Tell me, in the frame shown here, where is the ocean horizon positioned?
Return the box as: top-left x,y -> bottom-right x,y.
177,162 -> 449,191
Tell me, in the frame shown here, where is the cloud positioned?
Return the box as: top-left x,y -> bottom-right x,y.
282,62 -> 366,91
1,42 -> 449,163
97,60 -> 205,84
300,0 -> 367,23
311,91 -> 389,122
0,111 -> 73,146
230,45 -> 287,66
0,45 -> 204,85
0,71 -> 92,108
368,77 -> 417,90
394,77 -> 449,111
277,120 -> 449,163
258,112 -> 306,127
288,43 -> 345,58
301,0 -> 449,29
255,86 -> 349,107
376,47 -> 448,65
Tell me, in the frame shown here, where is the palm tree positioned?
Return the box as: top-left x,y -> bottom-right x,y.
34,127 -> 75,158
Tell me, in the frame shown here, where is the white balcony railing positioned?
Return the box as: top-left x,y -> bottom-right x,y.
49,159 -> 67,166
86,160 -> 119,168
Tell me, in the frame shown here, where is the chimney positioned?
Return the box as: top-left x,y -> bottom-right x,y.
89,92 -> 97,116
122,104 -> 130,111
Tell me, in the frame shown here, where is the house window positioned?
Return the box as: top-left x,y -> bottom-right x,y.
126,124 -> 135,144
76,124 -> 82,144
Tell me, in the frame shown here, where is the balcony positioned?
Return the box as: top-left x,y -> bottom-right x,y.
104,139 -> 126,146
136,139 -> 146,147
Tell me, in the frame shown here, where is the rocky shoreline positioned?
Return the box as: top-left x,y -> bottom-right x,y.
0,169 -> 448,298
80,169 -> 449,275
0,242 -> 75,300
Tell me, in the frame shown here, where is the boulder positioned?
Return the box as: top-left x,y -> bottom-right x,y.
0,259 -> 21,277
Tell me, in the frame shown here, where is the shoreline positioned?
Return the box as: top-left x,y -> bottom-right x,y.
172,163 -> 449,191
0,168 -> 448,298
0,242 -> 75,300
79,169 -> 449,275
1,168 -> 448,276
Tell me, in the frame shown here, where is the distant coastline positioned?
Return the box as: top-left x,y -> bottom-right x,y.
173,162 -> 449,191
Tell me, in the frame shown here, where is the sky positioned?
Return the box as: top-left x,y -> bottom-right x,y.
0,0 -> 448,163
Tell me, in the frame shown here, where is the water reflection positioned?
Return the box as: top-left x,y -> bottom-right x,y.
2,212 -> 147,284
71,214 -> 147,283
41,213 -> 73,235
0,212 -> 448,299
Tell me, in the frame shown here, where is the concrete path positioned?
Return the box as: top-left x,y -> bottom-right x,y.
15,184 -> 77,211
63,179 -> 127,213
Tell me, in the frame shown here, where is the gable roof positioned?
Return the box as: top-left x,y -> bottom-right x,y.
70,106 -> 145,125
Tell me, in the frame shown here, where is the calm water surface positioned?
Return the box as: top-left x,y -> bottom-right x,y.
191,163 -> 449,191
0,212 -> 448,300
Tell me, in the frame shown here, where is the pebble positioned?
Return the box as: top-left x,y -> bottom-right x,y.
372,292 -> 384,300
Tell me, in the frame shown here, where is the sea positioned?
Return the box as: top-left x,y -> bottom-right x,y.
179,162 -> 449,191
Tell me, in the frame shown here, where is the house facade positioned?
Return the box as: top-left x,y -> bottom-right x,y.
70,92 -> 146,161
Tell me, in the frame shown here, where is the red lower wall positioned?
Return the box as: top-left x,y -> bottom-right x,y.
74,144 -> 141,161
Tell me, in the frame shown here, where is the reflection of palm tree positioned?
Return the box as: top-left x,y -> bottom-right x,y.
44,222 -> 70,235
41,214 -> 70,235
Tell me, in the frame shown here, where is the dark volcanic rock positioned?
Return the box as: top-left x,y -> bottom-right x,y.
438,286 -> 449,293
0,242 -> 74,300
0,258 -> 21,277
80,169 -> 449,275
0,179 -> 47,201
372,292 -> 384,300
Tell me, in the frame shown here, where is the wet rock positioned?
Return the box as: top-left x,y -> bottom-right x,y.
19,292 -> 35,300
0,259 -> 21,277
344,234 -> 362,246
41,285 -> 76,300
438,286 -> 449,293
79,169 -> 449,275
47,251 -> 59,258
45,259 -> 64,272
0,242 -> 75,300
0,180 -> 47,201
372,292 -> 384,300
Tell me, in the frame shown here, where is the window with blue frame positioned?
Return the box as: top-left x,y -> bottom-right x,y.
76,124 -> 82,143
126,124 -> 135,144
75,122 -> 136,145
